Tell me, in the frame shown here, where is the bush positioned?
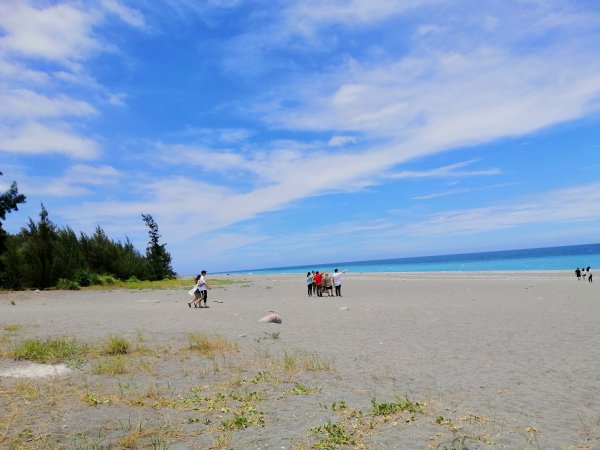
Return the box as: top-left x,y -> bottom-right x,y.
73,269 -> 100,287
56,279 -> 80,290
126,275 -> 140,283
97,274 -> 118,285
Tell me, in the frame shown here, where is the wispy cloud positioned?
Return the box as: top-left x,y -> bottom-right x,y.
387,160 -> 502,179
404,183 -> 600,237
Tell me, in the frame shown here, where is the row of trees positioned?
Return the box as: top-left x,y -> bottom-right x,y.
0,173 -> 175,290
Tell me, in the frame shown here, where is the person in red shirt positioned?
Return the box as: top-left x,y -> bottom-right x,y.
313,271 -> 323,297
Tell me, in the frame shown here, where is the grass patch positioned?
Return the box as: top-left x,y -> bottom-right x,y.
10,337 -> 87,364
370,397 -> 422,416
299,350 -> 332,372
187,333 -> 238,357
3,324 -> 21,333
92,355 -> 131,375
104,334 -> 130,355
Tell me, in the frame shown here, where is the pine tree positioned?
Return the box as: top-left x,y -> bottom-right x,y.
0,173 -> 26,287
142,214 -> 175,280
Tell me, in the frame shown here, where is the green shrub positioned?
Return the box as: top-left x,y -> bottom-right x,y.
56,279 -> 80,290
98,274 -> 118,285
73,269 -> 100,287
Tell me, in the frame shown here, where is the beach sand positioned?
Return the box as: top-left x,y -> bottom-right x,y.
1,272 -> 599,448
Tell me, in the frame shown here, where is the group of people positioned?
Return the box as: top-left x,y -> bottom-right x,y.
306,268 -> 347,297
575,267 -> 593,282
188,270 -> 212,308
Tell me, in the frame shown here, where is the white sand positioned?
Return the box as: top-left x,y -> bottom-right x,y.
1,271 -> 599,448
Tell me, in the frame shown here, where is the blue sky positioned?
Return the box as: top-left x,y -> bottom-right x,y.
1,0 -> 600,274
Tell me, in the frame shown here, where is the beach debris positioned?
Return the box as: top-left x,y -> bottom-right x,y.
238,334 -> 246,337
259,313 -> 282,324
340,306 -> 350,311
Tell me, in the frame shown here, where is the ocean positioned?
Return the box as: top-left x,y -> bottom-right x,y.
226,243 -> 600,275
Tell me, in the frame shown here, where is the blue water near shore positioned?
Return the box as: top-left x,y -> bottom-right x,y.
226,243 -> 600,274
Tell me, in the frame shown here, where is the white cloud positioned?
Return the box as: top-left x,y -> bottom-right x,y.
0,89 -> 97,119
328,135 -> 358,147
101,0 -> 145,28
0,122 -> 100,159
0,2 -> 101,62
284,0 -> 435,33
106,93 -> 127,106
388,160 -> 502,179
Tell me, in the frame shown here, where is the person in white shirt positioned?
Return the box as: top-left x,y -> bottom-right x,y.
332,268 -> 347,297
198,270 -> 212,307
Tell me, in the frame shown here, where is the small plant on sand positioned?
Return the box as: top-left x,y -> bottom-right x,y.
282,350 -> 297,373
370,397 -> 422,416
187,333 -> 237,357
436,415 -> 453,426
83,392 -> 106,406
11,337 -> 87,364
300,350 -> 332,372
13,379 -> 41,400
92,355 -> 131,375
3,324 -> 21,333
287,383 -> 321,395
104,334 -> 130,355
311,421 -> 355,448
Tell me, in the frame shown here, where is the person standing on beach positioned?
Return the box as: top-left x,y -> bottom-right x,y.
306,272 -> 313,297
198,270 -> 211,308
575,267 -> 581,280
587,267 -> 593,283
313,271 -> 323,297
332,268 -> 347,297
188,274 -> 203,308
322,272 -> 334,296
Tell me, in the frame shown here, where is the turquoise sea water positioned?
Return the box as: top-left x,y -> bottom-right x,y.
225,243 -> 600,274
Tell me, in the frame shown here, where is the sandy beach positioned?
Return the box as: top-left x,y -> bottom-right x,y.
1,271 -> 599,449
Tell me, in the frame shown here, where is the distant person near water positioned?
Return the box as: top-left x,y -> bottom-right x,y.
332,268 -> 347,297
575,267 -> 581,280
306,272 -> 313,297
